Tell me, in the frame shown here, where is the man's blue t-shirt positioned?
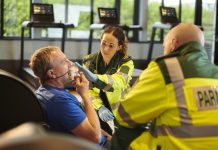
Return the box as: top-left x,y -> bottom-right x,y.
36,85 -> 86,134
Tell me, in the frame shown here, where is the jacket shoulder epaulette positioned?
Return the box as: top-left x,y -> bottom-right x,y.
83,53 -> 98,63
155,51 -> 180,62
122,55 -> 132,63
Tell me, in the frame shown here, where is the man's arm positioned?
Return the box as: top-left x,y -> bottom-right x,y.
115,61 -> 168,128
72,73 -> 101,144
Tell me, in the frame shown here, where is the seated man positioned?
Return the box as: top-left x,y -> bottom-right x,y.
29,46 -> 106,145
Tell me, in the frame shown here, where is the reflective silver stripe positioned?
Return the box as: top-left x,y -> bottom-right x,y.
121,86 -> 131,99
118,104 -> 140,127
111,102 -> 120,110
156,124 -> 218,138
117,72 -> 129,83
89,96 -> 99,101
160,57 -> 218,138
165,58 -> 192,124
103,75 -> 113,92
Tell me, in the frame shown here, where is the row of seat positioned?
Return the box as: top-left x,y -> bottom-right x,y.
0,69 -> 101,149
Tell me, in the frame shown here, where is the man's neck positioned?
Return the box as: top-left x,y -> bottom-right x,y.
44,79 -> 64,89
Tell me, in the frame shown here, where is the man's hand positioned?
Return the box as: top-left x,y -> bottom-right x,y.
75,72 -> 89,99
75,62 -> 98,83
98,106 -> 114,122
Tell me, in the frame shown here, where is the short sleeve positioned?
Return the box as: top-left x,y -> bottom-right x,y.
49,95 -> 86,131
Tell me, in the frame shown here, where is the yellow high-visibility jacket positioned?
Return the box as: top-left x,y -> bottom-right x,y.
114,42 -> 218,150
83,51 -> 134,114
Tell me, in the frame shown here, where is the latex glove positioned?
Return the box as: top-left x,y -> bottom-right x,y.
75,62 -> 98,83
98,106 -> 114,122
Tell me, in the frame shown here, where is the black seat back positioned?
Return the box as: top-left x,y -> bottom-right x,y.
0,123 -> 101,150
0,69 -> 46,133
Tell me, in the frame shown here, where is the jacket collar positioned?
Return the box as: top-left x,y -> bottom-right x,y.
170,41 -> 207,57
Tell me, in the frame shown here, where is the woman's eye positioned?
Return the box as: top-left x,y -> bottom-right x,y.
109,45 -> 114,49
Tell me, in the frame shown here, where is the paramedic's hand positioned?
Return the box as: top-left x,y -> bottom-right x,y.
98,106 -> 114,122
75,62 -> 98,83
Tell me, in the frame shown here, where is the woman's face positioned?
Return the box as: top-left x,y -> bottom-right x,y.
100,33 -> 121,60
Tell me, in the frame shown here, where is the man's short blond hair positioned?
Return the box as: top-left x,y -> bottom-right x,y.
29,46 -> 61,83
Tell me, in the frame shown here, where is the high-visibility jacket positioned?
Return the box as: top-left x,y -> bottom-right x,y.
83,51 -> 134,114
114,42 -> 218,150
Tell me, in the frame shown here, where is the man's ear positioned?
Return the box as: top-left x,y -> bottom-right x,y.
171,38 -> 179,51
47,69 -> 56,79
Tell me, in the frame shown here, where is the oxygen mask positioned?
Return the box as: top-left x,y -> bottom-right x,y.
68,62 -> 80,81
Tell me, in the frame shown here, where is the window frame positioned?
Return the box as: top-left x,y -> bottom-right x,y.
0,0 -> 216,49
